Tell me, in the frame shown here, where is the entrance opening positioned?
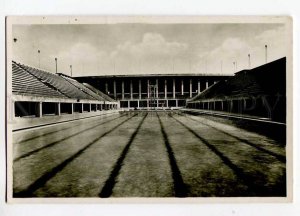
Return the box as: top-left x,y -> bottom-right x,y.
42,102 -> 58,116
91,104 -> 97,111
15,101 -> 40,117
74,103 -> 82,113
61,103 -> 72,114
83,104 -> 90,112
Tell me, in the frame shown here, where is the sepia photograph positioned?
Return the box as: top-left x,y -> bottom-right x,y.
5,16 -> 292,202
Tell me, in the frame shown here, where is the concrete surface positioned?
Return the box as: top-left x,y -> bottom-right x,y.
12,111 -> 286,197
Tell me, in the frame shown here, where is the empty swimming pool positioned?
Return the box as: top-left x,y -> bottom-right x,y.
12,111 -> 286,197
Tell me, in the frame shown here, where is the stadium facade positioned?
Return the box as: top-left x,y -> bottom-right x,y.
10,57 -> 286,123
75,74 -> 231,109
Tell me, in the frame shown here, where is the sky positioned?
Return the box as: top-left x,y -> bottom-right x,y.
12,23 -> 287,76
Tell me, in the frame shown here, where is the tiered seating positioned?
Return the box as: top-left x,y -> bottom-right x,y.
224,72 -> 264,98
83,83 -> 116,102
60,75 -> 107,101
191,66 -> 272,101
17,63 -> 95,100
12,62 -> 65,98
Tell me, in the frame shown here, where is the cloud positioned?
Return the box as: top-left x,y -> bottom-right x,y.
200,37 -> 251,60
13,24 -> 287,76
111,32 -> 189,59
195,37 -> 251,74
252,25 -> 287,61
52,33 -> 189,75
195,25 -> 287,74
254,25 -> 286,44
49,42 -> 109,75
54,42 -> 107,64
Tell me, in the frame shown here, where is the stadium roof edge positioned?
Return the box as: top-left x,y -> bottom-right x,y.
74,73 -> 233,78
234,57 -> 286,75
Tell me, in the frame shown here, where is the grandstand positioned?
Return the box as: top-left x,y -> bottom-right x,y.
186,57 -> 286,123
8,20 -> 289,199
10,58 -> 287,198
75,74 -> 231,109
11,61 -> 118,129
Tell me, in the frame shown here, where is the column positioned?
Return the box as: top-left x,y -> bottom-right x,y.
198,80 -> 200,94
176,99 -> 178,107
173,78 -> 175,99
113,80 -> 116,99
81,103 -> 84,113
189,79 -> 192,98
166,100 -> 169,107
122,80 -> 124,100
147,79 -> 150,98
11,100 -> 15,121
130,80 -> 133,100
206,81 -> 209,89
89,103 -> 91,112
243,99 -> 246,111
164,79 -> 167,99
105,82 -> 108,94
157,99 -> 159,108
128,101 -> 130,108
57,102 -> 61,116
181,80 -> 184,95
71,103 -> 74,114
137,100 -> 140,108
139,80 -> 141,100
100,104 -> 103,111
156,79 -> 158,98
221,101 -> 224,111
37,102 -> 42,117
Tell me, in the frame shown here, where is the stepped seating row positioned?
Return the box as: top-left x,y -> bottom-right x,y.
13,61 -> 116,102
12,62 -> 65,98
191,58 -> 286,102
18,64 -> 94,100
191,70 -> 266,101
60,75 -> 106,101
219,73 -> 264,97
83,83 -> 116,102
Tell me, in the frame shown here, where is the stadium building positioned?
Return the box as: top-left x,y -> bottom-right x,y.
186,57 -> 286,123
10,57 -> 287,198
10,57 -> 286,123
11,61 -> 118,130
75,74 -> 231,109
